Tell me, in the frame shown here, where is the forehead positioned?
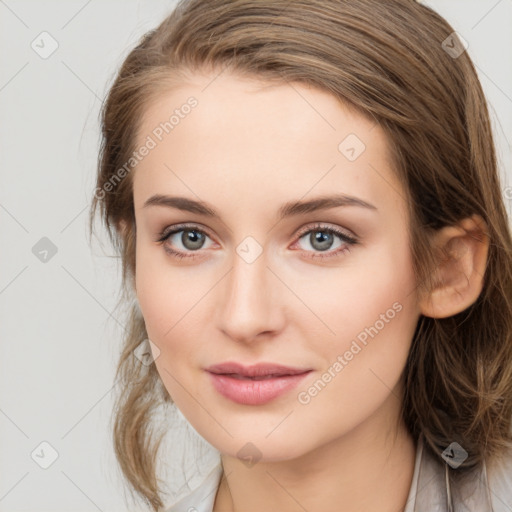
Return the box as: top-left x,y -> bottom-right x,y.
132,71 -> 403,216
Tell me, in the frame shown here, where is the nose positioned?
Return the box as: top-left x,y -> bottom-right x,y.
216,245 -> 285,344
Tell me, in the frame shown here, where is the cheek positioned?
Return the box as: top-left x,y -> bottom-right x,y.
292,239 -> 418,397
295,296 -> 417,438
135,256 -> 203,410
135,245 -> 216,389
288,237 -> 417,350
294,241 -> 419,413
136,244 -> 200,336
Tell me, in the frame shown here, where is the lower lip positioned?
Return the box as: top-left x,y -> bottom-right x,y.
207,371 -> 311,405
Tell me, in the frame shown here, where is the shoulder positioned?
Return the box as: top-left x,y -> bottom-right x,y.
162,463 -> 223,512
406,435 -> 512,511
449,446 -> 512,511
486,447 -> 512,511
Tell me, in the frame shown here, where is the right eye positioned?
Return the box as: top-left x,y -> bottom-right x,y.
156,224 -> 216,259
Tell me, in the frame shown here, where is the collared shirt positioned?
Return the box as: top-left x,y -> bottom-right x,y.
163,434 -> 512,511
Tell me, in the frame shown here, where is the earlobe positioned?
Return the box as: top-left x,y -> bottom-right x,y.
419,214 -> 489,319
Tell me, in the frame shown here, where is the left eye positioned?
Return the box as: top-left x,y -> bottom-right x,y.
298,230 -> 344,252
292,225 -> 358,258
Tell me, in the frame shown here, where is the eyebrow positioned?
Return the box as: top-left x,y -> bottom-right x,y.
143,193 -> 377,219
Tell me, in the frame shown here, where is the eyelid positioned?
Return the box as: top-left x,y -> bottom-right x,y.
156,222 -> 216,243
294,222 -> 357,242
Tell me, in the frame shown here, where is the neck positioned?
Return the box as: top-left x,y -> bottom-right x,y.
213,396 -> 417,512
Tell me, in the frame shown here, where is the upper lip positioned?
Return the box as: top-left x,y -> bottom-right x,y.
206,362 -> 312,378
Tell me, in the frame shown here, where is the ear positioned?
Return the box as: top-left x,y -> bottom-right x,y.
418,214 -> 489,319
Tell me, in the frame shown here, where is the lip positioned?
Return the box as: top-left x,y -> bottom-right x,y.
205,362 -> 312,405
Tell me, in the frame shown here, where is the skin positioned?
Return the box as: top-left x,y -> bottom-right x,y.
131,69 -> 489,512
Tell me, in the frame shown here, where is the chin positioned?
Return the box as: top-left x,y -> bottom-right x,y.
193,420 -> 318,463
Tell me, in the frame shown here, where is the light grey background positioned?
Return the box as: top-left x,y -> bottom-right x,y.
0,1 -> 511,510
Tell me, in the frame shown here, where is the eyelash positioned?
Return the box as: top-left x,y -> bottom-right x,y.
155,222 -> 359,261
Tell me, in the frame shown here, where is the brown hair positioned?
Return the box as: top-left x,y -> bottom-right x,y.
89,0 -> 512,509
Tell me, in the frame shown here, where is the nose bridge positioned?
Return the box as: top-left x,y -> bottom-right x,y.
217,239 -> 281,341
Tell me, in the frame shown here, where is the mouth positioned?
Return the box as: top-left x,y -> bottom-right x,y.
215,374 -> 296,380
205,362 -> 313,405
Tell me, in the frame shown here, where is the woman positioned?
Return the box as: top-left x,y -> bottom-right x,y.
90,0 -> 512,510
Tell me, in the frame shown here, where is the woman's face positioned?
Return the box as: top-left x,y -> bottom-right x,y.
133,70 -> 421,461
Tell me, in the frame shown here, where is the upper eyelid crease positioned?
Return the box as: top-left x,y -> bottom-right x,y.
142,194 -> 377,220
